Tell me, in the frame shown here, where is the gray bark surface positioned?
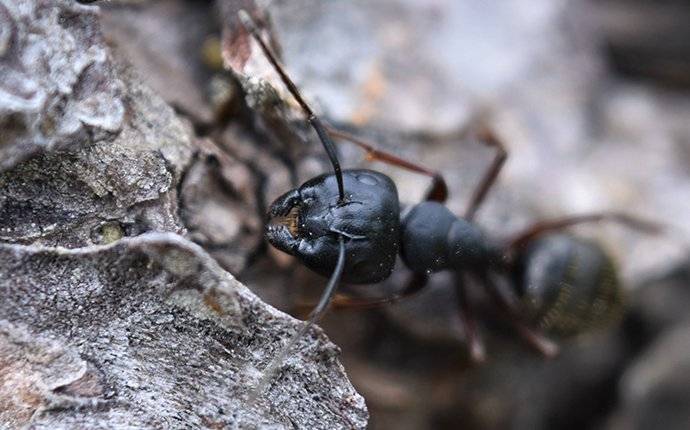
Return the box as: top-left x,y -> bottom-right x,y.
0,1 -> 368,429
0,234 -> 367,429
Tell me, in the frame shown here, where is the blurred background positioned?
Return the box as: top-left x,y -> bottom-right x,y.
99,0 -> 690,428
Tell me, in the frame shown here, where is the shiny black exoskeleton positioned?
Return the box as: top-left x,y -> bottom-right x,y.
266,173 -> 626,343
267,180 -> 498,284
266,170 -> 400,284
400,201 -> 498,274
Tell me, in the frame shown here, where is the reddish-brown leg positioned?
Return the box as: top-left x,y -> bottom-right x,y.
325,125 -> 448,202
474,270 -> 559,358
464,127 -> 508,221
456,272 -> 486,364
506,211 -> 663,253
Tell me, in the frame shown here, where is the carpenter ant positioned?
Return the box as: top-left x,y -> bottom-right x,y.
238,11 -> 662,397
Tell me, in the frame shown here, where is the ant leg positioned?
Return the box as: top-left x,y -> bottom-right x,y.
249,235 -> 347,401
294,273 -> 429,312
238,11 -> 345,201
464,127 -> 508,221
325,126 -> 448,202
474,270 -> 559,358
456,272 -> 486,364
506,212 -> 663,252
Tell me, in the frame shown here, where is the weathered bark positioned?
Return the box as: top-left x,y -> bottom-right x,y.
0,1 -> 368,428
0,234 -> 367,429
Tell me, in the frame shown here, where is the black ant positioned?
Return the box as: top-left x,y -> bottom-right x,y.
238,11 -> 662,397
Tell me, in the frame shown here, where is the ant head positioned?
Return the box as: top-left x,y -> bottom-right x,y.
266,169 -> 400,284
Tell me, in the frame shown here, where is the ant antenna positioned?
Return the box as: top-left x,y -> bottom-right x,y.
248,235 -> 346,403
238,10 -> 345,202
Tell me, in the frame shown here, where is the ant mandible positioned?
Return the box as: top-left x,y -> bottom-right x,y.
237,11 -> 662,396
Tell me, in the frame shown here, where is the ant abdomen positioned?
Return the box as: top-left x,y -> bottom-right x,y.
512,234 -> 624,336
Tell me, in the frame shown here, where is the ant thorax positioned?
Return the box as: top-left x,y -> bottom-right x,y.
400,201 -> 496,275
